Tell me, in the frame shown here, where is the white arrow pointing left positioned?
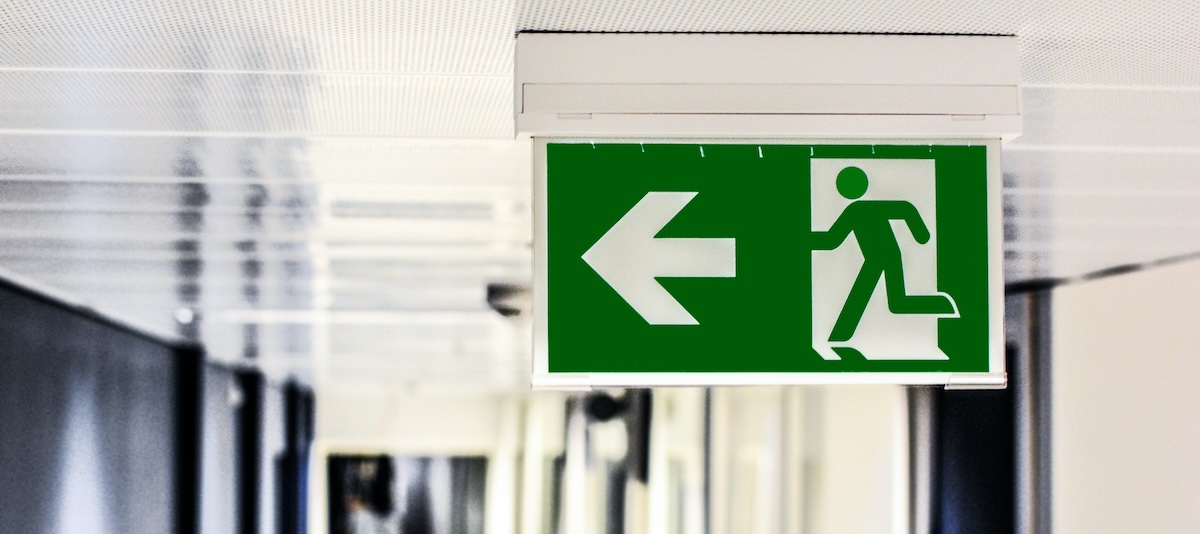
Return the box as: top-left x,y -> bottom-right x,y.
582,191 -> 736,325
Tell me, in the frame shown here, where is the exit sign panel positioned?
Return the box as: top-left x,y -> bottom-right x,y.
533,141 -> 1003,387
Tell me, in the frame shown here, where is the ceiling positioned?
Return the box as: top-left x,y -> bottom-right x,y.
1,0 -> 1198,391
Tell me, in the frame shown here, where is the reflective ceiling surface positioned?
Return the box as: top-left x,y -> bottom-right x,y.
2,0 -> 1199,390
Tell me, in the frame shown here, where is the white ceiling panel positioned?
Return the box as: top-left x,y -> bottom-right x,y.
519,0 -> 1020,34
1,0 -> 514,73
1017,87 -> 1200,149
0,71 -> 513,137
1020,0 -> 1200,85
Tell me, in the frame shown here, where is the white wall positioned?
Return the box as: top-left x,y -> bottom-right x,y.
812,386 -> 908,534
708,386 -> 907,534
1053,260 -> 1200,532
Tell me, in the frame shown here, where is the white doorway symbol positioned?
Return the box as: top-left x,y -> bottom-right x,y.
810,158 -> 959,361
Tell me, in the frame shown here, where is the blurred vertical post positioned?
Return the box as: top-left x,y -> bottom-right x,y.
907,387 -> 937,534
623,390 -> 652,534
1011,291 -> 1052,534
486,397 -> 523,534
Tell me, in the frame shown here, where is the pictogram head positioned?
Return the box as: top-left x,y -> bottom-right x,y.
836,166 -> 869,199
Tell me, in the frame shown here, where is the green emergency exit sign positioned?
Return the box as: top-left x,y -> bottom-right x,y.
533,140 -> 1004,388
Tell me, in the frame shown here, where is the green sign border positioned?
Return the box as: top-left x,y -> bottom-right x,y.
534,139 -> 1003,386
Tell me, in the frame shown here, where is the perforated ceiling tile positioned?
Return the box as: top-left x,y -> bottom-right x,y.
0,135 -> 314,179
304,75 -> 513,138
519,0 -> 1020,34
1003,150 -> 1200,192
1020,0 -> 1200,85
0,72 -> 513,137
518,0 -> 1200,88
0,135 -> 526,188
0,0 -> 515,74
1002,148 -> 1200,279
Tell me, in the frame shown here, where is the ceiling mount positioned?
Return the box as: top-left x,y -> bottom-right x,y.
515,32 -> 1022,139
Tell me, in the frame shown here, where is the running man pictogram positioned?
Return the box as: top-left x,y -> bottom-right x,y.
811,166 -> 957,342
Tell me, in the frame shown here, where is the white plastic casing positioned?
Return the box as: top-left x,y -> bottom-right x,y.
515,33 -> 1021,140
